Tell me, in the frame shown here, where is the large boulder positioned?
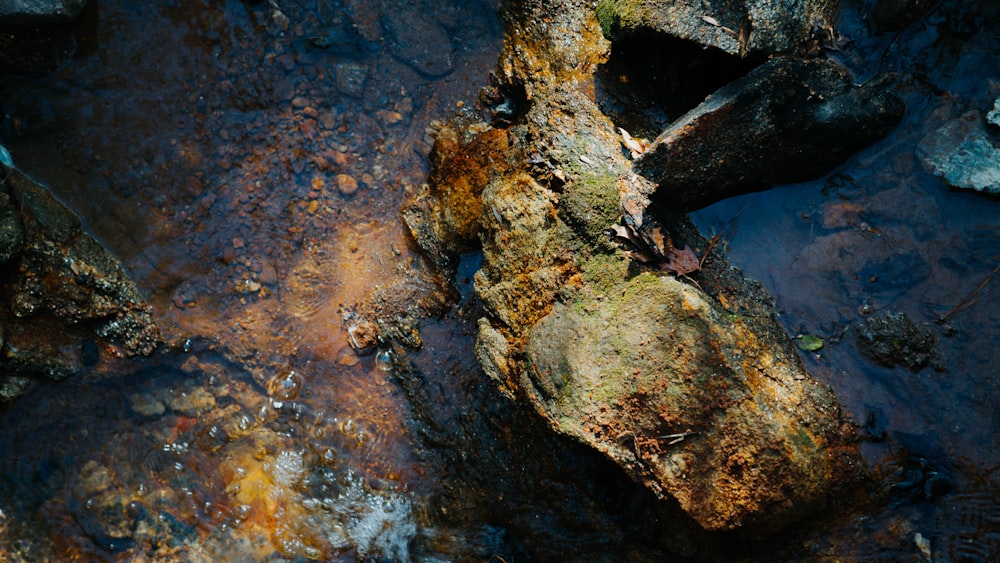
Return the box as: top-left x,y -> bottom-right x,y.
635,56 -> 904,209
595,0 -> 839,57
408,0 -> 863,534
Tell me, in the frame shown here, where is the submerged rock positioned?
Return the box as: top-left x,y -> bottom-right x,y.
635,57 -> 904,209
918,110 -> 1000,196
380,0 -> 454,76
0,164 -> 162,401
856,311 -> 936,371
409,0 -> 864,535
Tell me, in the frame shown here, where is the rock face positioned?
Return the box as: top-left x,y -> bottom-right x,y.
408,0 -> 863,534
636,57 -> 904,209
595,0 -> 838,57
0,0 -> 87,26
0,162 -> 162,402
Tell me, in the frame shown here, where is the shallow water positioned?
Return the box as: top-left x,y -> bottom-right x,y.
0,0 -> 998,561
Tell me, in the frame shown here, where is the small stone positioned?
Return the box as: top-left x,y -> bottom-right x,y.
232,237 -> 245,248
291,96 -> 309,108
130,393 -> 166,416
337,174 -> 359,195
307,200 -> 320,214
376,110 -> 404,125
259,262 -> 278,285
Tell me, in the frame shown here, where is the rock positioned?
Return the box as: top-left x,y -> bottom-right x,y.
380,0 -> 453,76
336,173 -> 359,195
917,111 -> 1000,195
856,311 -> 936,371
0,165 -> 162,402
595,0 -> 838,58
402,123 -> 512,272
988,98 -> 1000,128
0,0 -> 87,26
635,57 -> 904,209
405,0 -> 864,534
0,191 -> 25,264
335,62 -> 368,98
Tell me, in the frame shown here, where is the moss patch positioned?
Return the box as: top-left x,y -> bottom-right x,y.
558,172 -> 621,249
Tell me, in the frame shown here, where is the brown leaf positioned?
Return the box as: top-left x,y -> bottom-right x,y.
661,245 -> 701,276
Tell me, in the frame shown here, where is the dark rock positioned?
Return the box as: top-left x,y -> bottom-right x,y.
917,111 -> 1000,196
856,311 -> 935,371
380,0 -> 453,76
636,57 -> 904,209
0,0 -> 87,26
335,62 -> 368,98
0,165 -> 162,402
595,0 -> 838,58
0,191 -> 25,264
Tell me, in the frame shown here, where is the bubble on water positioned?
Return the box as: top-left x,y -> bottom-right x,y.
348,493 -> 416,561
374,349 -> 393,372
269,450 -> 304,488
269,369 -> 303,401
310,472 -> 418,562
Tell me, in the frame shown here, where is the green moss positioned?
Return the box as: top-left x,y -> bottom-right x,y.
595,0 -> 644,39
580,253 -> 629,294
558,172 -> 621,249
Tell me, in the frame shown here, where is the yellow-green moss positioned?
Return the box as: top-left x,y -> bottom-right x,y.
558,172 -> 621,249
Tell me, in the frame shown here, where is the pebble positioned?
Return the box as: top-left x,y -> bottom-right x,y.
376,110 -> 404,125
259,262 -> 278,285
337,174 -> 359,195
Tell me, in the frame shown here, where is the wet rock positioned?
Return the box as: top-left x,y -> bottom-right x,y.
307,20 -> 365,54
0,165 -> 162,402
380,0 -> 453,76
988,98 -> 1000,128
856,311 -> 936,371
402,123 -> 512,272
595,0 -> 838,58
0,0 -> 87,26
0,191 -> 25,264
335,62 -> 368,98
917,111 -> 1000,196
411,0 -> 864,534
636,57 -> 904,209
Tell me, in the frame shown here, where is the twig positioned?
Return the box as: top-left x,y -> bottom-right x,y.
657,431 -> 699,445
938,262 -> 1000,323
700,233 -> 722,269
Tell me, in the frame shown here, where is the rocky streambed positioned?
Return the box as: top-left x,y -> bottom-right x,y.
1,0 -> 998,561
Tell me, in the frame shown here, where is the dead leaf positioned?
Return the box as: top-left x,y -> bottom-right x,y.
662,245 -> 701,276
618,127 -> 649,160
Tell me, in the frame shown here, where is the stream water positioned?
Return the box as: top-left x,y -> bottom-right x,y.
0,0 -> 998,561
